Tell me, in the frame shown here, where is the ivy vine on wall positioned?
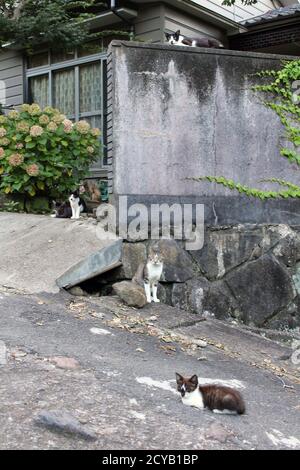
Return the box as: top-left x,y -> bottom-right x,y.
190,60 -> 300,200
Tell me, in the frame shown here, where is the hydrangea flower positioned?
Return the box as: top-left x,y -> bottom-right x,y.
91,128 -> 101,137
16,143 -> 24,150
8,110 -> 20,120
43,106 -> 55,114
0,116 -> 7,124
87,146 -> 94,154
8,153 -> 24,167
0,138 -> 10,146
47,122 -> 58,132
0,147 -> 5,159
52,113 -> 66,124
63,119 -> 73,133
30,125 -> 44,137
21,104 -> 31,112
75,120 -> 90,134
28,104 -> 41,115
26,164 -> 39,176
39,114 -> 50,125
16,121 -> 30,133
0,127 -> 7,138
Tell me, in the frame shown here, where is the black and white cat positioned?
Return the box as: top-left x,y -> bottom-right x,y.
176,373 -> 245,415
69,190 -> 87,219
165,30 -> 224,49
51,191 -> 87,219
133,247 -> 163,304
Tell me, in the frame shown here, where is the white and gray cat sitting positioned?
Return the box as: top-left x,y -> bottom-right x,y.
165,30 -> 224,49
133,246 -> 163,304
51,190 -> 87,219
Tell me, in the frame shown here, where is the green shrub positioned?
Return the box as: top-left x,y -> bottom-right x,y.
0,104 -> 101,199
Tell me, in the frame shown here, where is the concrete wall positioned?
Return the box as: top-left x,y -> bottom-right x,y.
0,49 -> 24,108
108,41 -> 300,225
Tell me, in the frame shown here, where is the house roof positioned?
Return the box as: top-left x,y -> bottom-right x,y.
241,4 -> 300,27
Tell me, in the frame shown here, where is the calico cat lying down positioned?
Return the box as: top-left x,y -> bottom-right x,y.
176,373 -> 245,415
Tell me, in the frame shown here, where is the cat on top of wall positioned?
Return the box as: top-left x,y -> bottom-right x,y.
176,373 -> 246,415
165,30 -> 224,49
133,245 -> 163,304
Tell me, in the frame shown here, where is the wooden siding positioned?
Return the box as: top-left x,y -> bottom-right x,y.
164,5 -> 227,43
134,4 -> 165,43
0,49 -> 24,108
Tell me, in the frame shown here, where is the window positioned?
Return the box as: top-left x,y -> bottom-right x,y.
26,49 -> 107,170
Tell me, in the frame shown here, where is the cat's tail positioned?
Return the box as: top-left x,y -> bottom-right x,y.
236,396 -> 246,415
238,403 -> 246,415
224,393 -> 246,415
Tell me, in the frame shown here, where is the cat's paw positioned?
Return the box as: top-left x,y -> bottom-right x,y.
50,214 -> 56,218
153,299 -> 160,303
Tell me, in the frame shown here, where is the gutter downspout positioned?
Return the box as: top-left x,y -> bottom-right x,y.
271,1 -> 284,7
110,1 -> 135,40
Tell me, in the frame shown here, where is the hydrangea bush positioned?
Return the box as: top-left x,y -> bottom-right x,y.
0,104 -> 101,198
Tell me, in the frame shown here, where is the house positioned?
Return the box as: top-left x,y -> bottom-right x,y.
0,0 -> 297,181
230,3 -> 300,55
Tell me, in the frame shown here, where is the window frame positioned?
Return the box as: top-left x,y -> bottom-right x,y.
25,49 -> 108,171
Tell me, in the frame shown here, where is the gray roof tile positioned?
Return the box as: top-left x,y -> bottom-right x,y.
241,4 -> 300,27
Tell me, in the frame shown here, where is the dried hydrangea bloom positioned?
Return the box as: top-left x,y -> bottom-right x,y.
26,164 -> 39,176
16,121 -> 30,133
30,125 -> 44,137
63,119 -> 73,133
87,146 -> 94,154
0,116 -> 7,124
91,128 -> 101,137
8,153 -> 24,167
39,114 -> 50,125
8,110 -> 20,120
0,147 -> 5,159
0,138 -> 10,146
16,143 -> 24,150
47,122 -> 58,132
0,127 -> 7,138
21,104 -> 31,112
28,104 -> 41,115
75,120 -> 90,134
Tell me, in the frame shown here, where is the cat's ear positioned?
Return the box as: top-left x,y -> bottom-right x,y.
165,32 -> 170,40
175,30 -> 181,36
176,372 -> 183,383
190,375 -> 198,386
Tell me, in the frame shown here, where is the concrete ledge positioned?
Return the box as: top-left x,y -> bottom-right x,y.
56,239 -> 123,290
109,40 -> 296,61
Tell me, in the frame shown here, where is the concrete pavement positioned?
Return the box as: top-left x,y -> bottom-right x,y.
0,286 -> 299,450
0,213 -> 109,294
